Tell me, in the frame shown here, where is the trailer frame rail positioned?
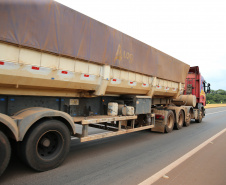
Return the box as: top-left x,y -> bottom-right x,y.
73,114 -> 155,142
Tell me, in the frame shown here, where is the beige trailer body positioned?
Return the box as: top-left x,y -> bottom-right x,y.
0,42 -> 183,99
0,1 -> 205,176
0,0 -> 190,84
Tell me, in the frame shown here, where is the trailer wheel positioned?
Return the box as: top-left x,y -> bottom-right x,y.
0,131 -> 11,176
174,110 -> 184,130
195,109 -> 203,123
165,110 -> 175,133
21,119 -> 71,171
184,111 -> 191,127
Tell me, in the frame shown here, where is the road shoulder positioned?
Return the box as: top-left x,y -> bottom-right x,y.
153,132 -> 226,185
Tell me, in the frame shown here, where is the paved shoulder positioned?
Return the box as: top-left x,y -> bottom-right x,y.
153,132 -> 226,185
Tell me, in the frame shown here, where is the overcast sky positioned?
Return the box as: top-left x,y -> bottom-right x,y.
56,0 -> 226,90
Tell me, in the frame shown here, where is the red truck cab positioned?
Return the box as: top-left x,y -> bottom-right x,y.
184,66 -> 210,107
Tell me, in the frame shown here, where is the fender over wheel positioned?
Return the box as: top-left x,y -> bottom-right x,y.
20,119 -> 71,171
0,131 -> 11,176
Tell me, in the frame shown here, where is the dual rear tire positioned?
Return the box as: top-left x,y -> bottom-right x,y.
165,110 -> 175,133
20,120 -> 71,171
165,110 -> 187,133
174,110 -> 184,130
184,110 -> 191,127
0,131 -> 11,176
195,109 -> 203,123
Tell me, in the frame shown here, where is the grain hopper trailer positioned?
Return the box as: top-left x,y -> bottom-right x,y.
0,0 -> 206,176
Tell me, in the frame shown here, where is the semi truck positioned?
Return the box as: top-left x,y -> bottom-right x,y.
0,0 -> 210,176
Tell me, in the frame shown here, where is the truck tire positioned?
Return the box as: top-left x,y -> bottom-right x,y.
184,111 -> 191,127
165,110 -> 175,133
20,119 -> 71,171
174,110 -> 184,130
195,109 -> 203,123
0,131 -> 11,176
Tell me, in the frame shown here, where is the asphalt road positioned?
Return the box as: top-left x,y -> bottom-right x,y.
0,107 -> 226,185
153,131 -> 226,185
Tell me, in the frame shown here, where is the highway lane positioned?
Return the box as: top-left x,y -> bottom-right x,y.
0,107 -> 226,185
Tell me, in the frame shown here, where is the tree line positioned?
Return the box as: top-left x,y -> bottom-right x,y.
206,89 -> 226,104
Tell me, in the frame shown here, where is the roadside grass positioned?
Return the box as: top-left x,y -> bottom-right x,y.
205,104 -> 226,109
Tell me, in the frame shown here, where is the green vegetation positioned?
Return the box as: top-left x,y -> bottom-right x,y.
206,89 -> 226,104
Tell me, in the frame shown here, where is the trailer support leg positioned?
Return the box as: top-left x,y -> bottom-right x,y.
104,123 -> 107,130
118,121 -> 122,131
131,120 -> 135,129
82,125 -> 88,137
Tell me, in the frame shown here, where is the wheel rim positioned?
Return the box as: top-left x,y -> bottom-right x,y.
167,114 -> 173,128
37,130 -> 64,160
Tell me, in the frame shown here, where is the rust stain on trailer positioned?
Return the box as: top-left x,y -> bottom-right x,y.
0,0 -> 190,83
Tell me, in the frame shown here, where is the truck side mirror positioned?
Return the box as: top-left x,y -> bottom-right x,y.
203,81 -> 206,93
207,83 -> 211,93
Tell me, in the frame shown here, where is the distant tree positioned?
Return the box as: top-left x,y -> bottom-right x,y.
210,90 -> 216,94
208,100 -> 216,104
206,89 -> 226,104
216,89 -> 226,95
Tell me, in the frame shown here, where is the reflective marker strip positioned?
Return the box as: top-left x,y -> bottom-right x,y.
165,87 -> 169,90
128,81 -> 137,86
142,83 -> 149,87
81,74 -> 96,81
31,66 -> 40,70
111,78 -> 121,84
61,71 -> 68,74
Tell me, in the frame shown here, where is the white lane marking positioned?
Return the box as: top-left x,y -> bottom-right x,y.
139,128 -> 226,185
206,110 -> 226,115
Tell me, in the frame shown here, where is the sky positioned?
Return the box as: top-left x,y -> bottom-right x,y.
56,0 -> 226,90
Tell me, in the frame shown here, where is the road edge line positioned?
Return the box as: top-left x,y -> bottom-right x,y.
139,128 -> 226,185
206,110 -> 226,115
